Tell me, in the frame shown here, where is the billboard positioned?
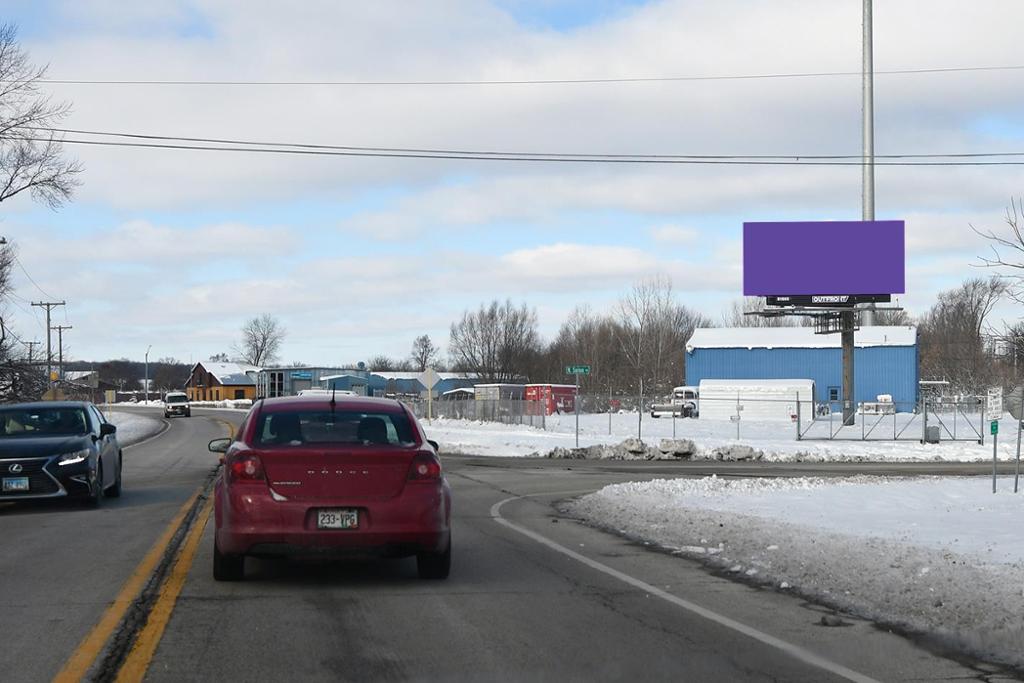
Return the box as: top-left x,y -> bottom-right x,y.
743,220 -> 904,297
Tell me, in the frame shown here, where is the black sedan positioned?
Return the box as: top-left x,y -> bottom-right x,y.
0,401 -> 122,506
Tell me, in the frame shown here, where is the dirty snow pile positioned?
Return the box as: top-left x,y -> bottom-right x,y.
425,412 -> 1020,462
568,475 -> 1024,667
107,411 -> 164,446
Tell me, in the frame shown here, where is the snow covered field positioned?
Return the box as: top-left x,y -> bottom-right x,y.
569,476 -> 1024,667
423,411 -> 1018,462
107,410 -> 164,446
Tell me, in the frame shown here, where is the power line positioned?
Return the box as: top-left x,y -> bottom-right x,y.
35,127 -> 1024,161
29,135 -> 1024,166
15,256 -> 57,299
25,64 -> 1024,87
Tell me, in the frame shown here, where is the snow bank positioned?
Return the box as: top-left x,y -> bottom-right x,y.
424,411 -> 1017,462
569,476 -> 1024,667
107,410 -> 164,446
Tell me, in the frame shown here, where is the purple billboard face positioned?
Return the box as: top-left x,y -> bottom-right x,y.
743,220 -> 905,296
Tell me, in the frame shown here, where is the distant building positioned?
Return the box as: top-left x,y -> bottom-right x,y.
685,326 -> 918,407
320,370 -> 478,398
186,362 -> 260,401
257,366 -> 360,398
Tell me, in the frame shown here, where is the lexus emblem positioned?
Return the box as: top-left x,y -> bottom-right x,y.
8,463 -> 23,473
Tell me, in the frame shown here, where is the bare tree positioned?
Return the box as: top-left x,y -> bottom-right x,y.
410,334 -> 439,371
449,300 -> 539,382
235,314 -> 286,367
0,24 -> 82,208
919,277 -> 1007,391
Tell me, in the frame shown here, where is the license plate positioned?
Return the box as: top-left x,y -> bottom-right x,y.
2,477 -> 29,492
317,508 -> 358,530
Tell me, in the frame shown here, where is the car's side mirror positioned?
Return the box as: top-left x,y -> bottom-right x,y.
208,437 -> 232,453
427,439 -> 440,452
100,423 -> 117,436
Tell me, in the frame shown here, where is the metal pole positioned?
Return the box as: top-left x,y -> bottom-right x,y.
637,376 -> 643,440
861,0 -> 876,327
145,345 -> 151,403
796,390 -> 801,440
1015,415 -> 1022,493
575,373 -> 580,448
842,311 -> 856,426
993,426 -> 998,494
736,391 -> 740,440
608,385 -> 612,436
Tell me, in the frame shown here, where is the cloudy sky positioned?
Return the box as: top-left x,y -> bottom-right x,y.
3,0 -> 1023,366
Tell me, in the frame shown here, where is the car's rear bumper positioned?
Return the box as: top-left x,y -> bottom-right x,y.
215,480 -> 451,557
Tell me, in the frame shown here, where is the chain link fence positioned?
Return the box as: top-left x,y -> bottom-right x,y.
401,389 -> 988,444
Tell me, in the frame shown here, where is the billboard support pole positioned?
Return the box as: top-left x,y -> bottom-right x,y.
842,311 -> 856,426
861,0 -> 876,327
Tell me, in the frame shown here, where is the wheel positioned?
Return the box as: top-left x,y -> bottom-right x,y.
650,412 -> 659,418
105,456 -> 122,498
213,539 -> 245,581
185,409 -> 191,417
417,540 -> 451,580
84,463 -> 103,507
164,412 -> 171,419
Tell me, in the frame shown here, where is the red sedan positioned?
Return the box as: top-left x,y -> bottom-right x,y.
208,395 -> 451,581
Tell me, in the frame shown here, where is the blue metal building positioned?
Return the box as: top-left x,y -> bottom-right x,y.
685,327 -> 918,407
322,371 -> 477,398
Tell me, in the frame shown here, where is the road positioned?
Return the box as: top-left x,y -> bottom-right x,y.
0,408 -> 1018,682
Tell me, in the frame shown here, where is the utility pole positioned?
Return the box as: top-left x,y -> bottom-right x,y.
145,345 -> 152,403
841,0 -> 874,426
23,341 -> 40,365
31,301 -> 65,389
52,325 -> 72,381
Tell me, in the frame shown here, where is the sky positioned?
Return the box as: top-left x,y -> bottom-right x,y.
2,0 -> 1024,366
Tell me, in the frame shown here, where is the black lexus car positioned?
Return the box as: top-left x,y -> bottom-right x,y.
0,401 -> 122,505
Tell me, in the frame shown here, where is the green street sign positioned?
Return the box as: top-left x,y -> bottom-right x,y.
565,365 -> 591,375
991,420 -> 999,435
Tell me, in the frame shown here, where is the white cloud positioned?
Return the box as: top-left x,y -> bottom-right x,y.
650,224 -> 698,244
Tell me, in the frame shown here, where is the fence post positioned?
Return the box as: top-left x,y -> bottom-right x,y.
921,397 -> 927,444
608,386 -> 612,436
861,402 -> 866,440
796,391 -> 801,441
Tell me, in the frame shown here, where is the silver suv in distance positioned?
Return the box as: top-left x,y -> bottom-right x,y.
164,392 -> 191,418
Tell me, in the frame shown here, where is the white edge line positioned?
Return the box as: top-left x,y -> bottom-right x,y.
120,417 -> 171,450
490,494 -> 881,683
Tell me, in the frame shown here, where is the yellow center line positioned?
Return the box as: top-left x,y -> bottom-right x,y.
115,494 -> 215,683
51,488 -> 202,683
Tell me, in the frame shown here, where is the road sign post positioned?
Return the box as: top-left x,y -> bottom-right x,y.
566,365 -> 590,448
987,387 -> 1004,493
1007,386 -> 1024,493
417,368 -> 441,425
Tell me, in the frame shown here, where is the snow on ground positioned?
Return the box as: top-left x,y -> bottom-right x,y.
106,410 -> 164,446
569,476 -> 1024,667
424,411 -> 1022,462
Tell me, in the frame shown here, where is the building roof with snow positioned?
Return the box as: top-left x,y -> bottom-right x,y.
188,361 -> 260,386
687,326 -> 916,352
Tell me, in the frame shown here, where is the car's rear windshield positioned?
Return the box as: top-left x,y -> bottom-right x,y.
0,408 -> 89,437
253,409 -> 416,447
166,395 -> 188,403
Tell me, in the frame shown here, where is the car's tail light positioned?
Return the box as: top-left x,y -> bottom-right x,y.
227,453 -> 265,484
408,451 -> 442,481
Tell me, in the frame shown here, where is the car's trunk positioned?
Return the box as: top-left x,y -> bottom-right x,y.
259,447 -> 415,501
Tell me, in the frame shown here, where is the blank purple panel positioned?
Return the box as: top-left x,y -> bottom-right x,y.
743,221 -> 905,296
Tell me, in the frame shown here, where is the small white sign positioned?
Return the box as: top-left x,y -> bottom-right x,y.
986,386 -> 1004,422
418,368 -> 441,390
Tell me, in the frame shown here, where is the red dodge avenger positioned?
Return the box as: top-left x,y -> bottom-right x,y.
209,395 -> 451,581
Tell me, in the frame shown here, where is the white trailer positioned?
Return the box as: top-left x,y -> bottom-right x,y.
697,379 -> 815,422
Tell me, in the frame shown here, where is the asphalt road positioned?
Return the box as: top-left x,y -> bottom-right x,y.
1,408 -> 1018,682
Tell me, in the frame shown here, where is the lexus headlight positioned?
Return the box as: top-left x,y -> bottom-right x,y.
57,449 -> 91,467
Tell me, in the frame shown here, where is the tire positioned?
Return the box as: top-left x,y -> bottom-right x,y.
213,539 -> 245,581
105,456 -> 123,498
185,409 -> 191,417
417,540 -> 451,580
84,463 -> 103,507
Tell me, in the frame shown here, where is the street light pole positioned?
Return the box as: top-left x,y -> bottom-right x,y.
145,345 -> 152,403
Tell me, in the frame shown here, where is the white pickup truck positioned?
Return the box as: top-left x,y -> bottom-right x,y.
650,386 -> 699,418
